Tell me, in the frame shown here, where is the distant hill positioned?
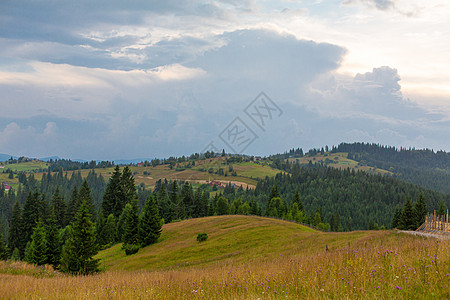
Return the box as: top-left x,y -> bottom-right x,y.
331,143 -> 450,194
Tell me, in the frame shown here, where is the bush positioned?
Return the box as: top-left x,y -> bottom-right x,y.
197,233 -> 208,242
124,244 -> 140,256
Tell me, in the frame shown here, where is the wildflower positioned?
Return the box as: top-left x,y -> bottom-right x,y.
395,286 -> 401,290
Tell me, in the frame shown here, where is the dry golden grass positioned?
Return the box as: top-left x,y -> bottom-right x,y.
1,217 -> 449,299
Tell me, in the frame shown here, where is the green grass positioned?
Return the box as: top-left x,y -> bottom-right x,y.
2,216 -> 449,299
97,215 -> 377,272
288,152 -> 392,175
1,161 -> 48,172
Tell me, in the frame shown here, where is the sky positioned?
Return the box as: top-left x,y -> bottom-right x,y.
0,0 -> 449,160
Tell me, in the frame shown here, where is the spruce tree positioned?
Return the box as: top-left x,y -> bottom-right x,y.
0,225 -> 7,260
78,180 -> 96,221
66,186 -> 80,225
45,211 -> 61,268
138,195 -> 162,247
414,194 -> 427,229
121,166 -> 137,205
122,199 -> 139,246
391,205 -> 402,229
103,214 -> 117,246
22,191 -> 42,250
8,201 -> 24,258
25,220 -> 48,265
437,200 -> 446,217
157,183 -> 174,223
400,197 -> 415,230
51,186 -> 66,228
102,166 -> 125,218
60,200 -> 99,275
216,196 -> 229,215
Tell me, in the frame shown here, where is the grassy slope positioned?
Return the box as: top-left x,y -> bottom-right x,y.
2,216 -> 449,299
34,157 -> 281,189
98,215 -> 376,272
288,152 -> 392,175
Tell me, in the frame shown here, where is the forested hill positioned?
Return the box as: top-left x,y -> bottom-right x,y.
252,163 -> 448,231
328,143 -> 450,194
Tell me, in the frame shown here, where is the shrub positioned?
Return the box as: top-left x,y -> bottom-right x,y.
197,233 -> 208,242
124,244 -> 140,256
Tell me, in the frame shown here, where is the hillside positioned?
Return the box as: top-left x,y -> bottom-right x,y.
98,215 -> 376,271
3,216 -> 448,299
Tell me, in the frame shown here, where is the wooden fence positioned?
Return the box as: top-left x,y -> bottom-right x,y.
416,210 -> 450,233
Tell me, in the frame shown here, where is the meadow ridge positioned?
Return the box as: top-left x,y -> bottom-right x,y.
1,215 -> 449,299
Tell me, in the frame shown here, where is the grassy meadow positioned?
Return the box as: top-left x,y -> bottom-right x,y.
288,152 -> 392,176
1,215 -> 449,299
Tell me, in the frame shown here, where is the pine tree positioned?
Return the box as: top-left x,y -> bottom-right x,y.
102,166 -> 125,218
60,200 -> 99,275
0,224 -> 7,260
122,199 -> 139,246
66,186 -> 80,225
51,186 -> 67,228
25,220 -> 48,265
293,189 -> 304,212
181,181 -> 193,218
45,211 -> 61,268
157,183 -> 174,223
138,195 -> 162,247
414,193 -> 427,229
78,180 -> 96,221
22,191 -> 43,251
400,197 -> 415,230
103,214 -> 117,246
8,201 -> 24,258
170,181 -> 183,220
121,166 -> 137,205
391,205 -> 402,228
216,196 -> 229,215
437,200 -> 446,217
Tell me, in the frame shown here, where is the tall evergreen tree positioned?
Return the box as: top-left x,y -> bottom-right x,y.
8,201 -> 24,257
437,200 -> 446,217
122,199 -> 139,246
102,166 -> 125,218
51,186 -> 66,228
21,191 -> 43,255
0,224 -> 7,260
170,181 -> 183,220
293,189 -> 304,212
157,183 -> 174,223
216,196 -> 229,215
25,220 -> 47,265
400,197 -> 415,230
121,166 -> 137,205
45,211 -> 61,268
60,199 -> 99,275
414,194 -> 428,229
102,214 -> 117,246
138,195 -> 162,247
391,205 -> 402,229
181,181 -> 194,218
78,180 -> 96,221
66,186 -> 80,225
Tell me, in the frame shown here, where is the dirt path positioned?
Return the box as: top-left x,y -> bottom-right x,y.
399,230 -> 450,240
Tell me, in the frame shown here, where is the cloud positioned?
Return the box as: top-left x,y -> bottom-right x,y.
0,22 -> 449,159
342,0 -> 395,11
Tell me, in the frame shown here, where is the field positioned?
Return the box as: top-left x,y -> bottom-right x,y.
1,216 -> 449,299
288,152 -> 392,175
23,157 -> 281,190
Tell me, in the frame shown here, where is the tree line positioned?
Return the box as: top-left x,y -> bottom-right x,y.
0,166 -> 162,275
